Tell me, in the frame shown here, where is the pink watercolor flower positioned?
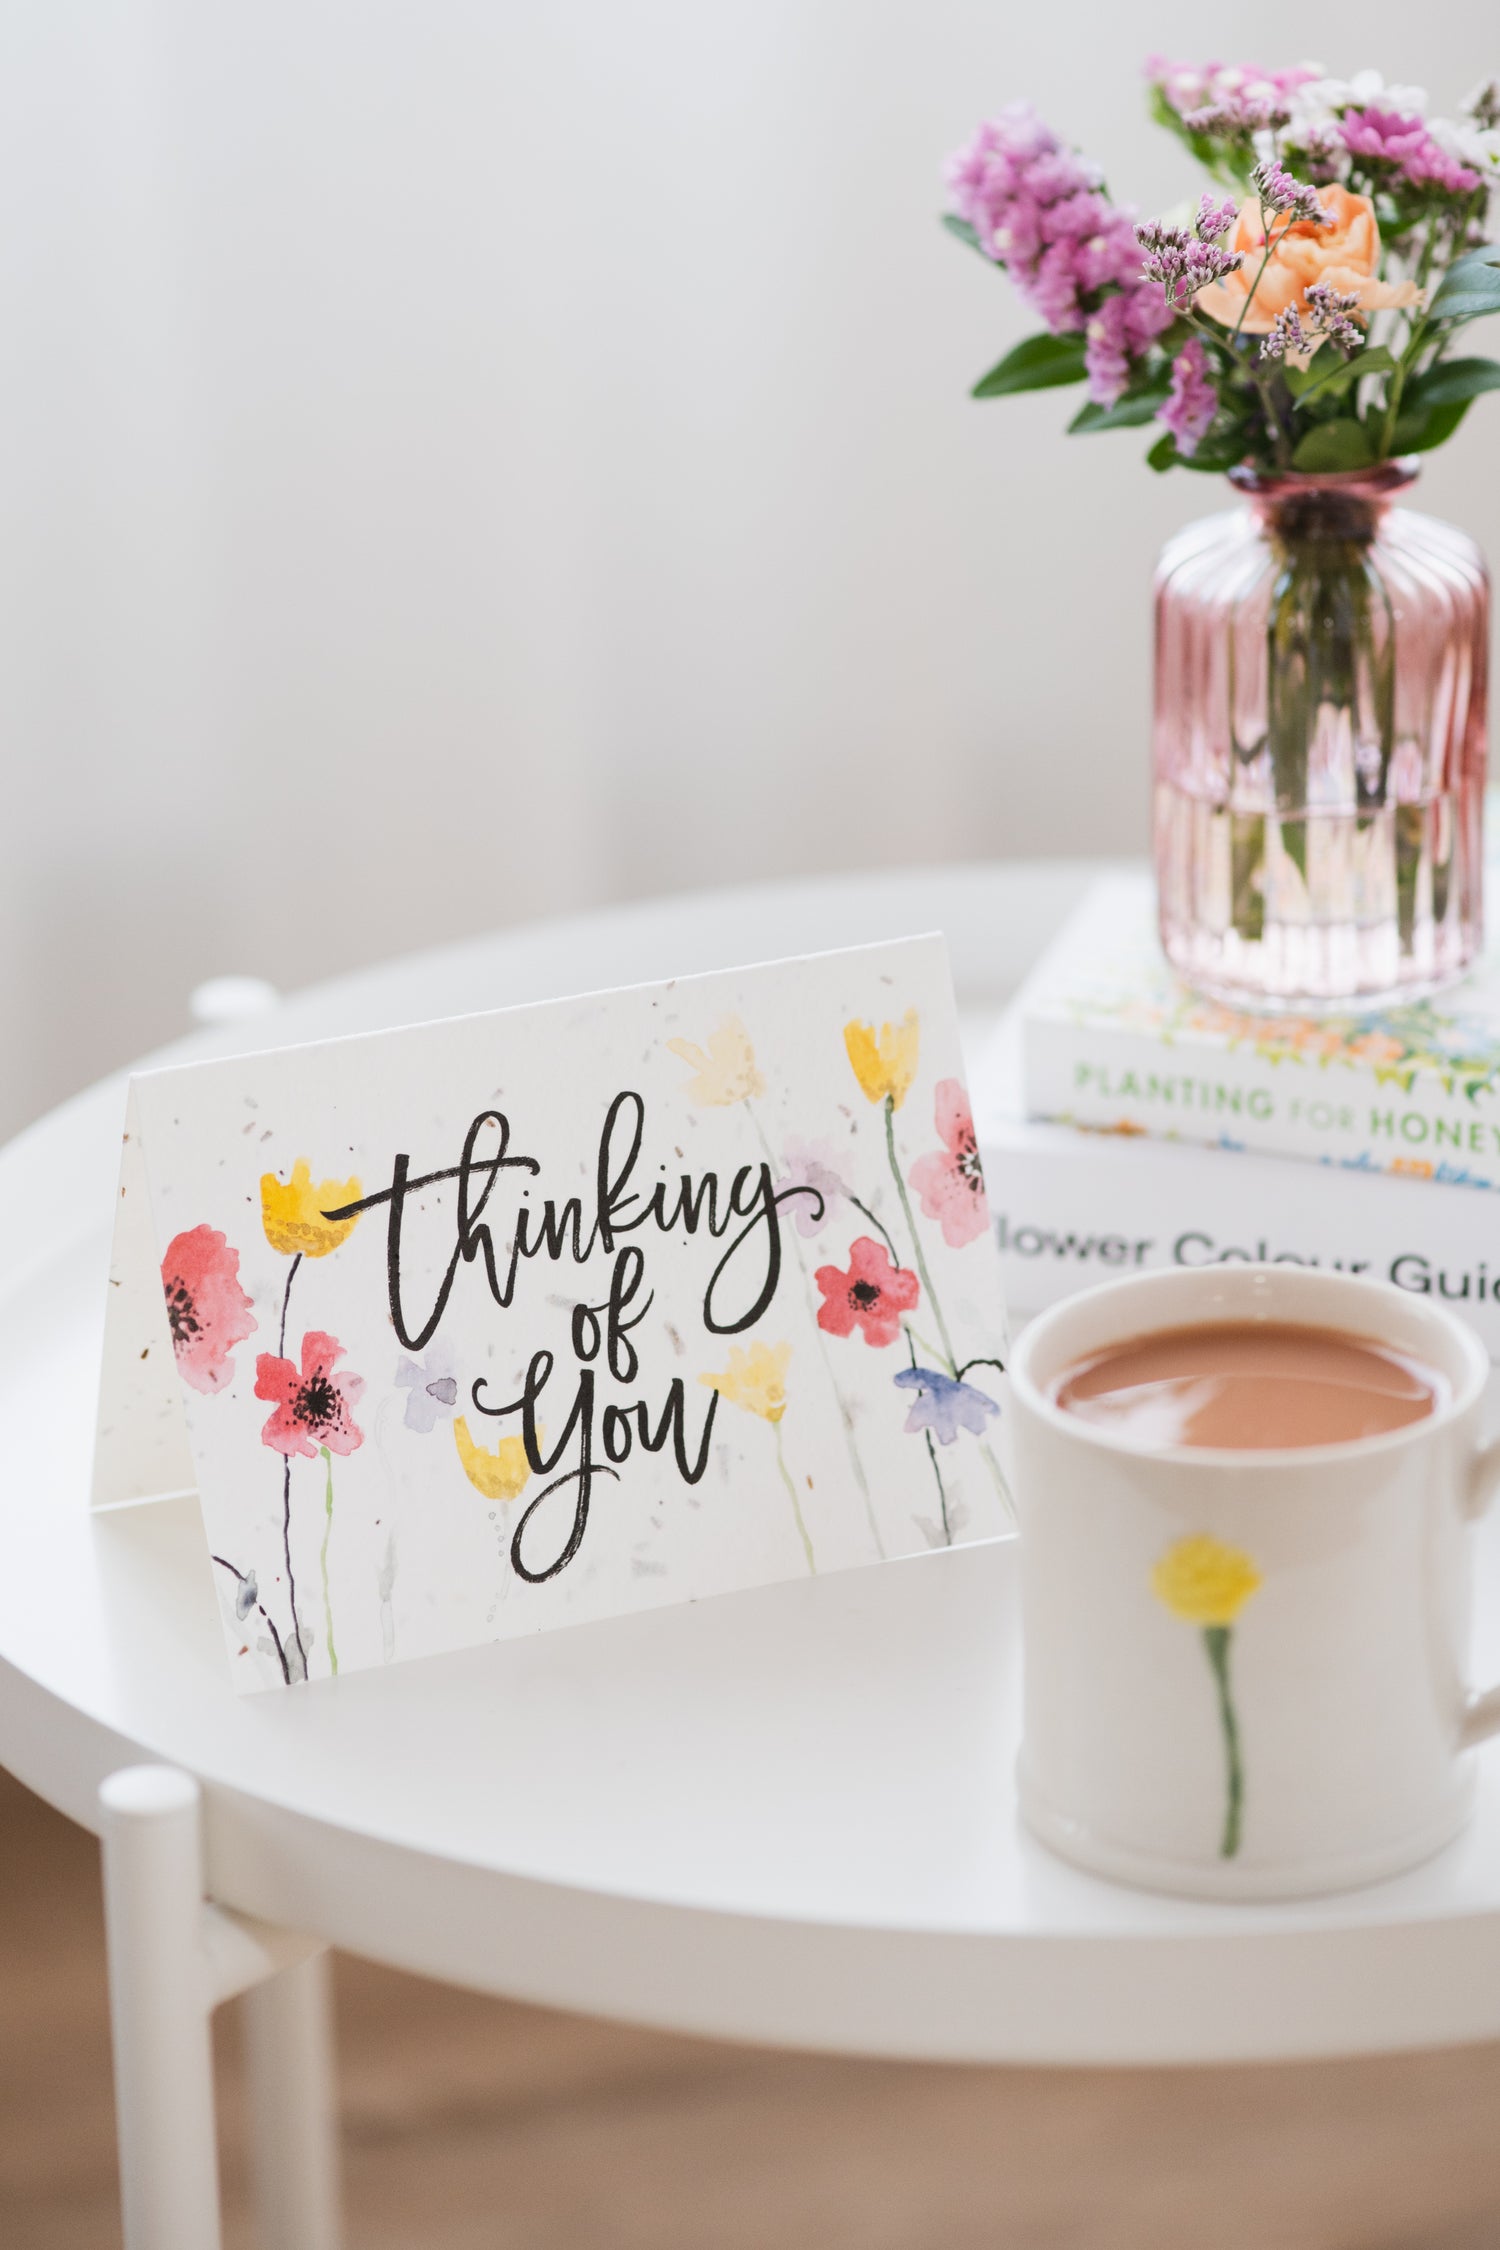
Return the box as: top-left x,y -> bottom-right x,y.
908,1080 -> 991,1248
160,1225 -> 258,1395
815,1236 -> 919,1348
255,1331 -> 365,1458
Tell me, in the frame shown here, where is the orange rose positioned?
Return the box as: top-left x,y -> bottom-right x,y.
1197,184 -> 1420,334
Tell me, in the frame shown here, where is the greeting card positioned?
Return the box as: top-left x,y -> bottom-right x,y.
94,936 -> 1011,1690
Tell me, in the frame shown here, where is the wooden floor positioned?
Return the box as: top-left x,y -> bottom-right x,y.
6,1767 -> 1500,2247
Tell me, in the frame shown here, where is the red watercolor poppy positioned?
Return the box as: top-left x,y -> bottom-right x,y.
160,1225 -> 258,1395
908,1079 -> 990,1248
255,1331 -> 366,1458
815,1235 -> 919,1348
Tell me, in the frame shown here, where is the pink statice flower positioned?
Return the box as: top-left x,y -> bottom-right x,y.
944,103 -> 1172,402
907,1080 -> 991,1248
255,1331 -> 365,1457
160,1225 -> 258,1395
1161,339 -> 1218,455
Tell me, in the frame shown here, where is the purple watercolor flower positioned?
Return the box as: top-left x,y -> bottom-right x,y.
395,1340 -> 460,1434
1161,339 -> 1218,455
776,1137 -> 848,1239
894,1365 -> 1000,1446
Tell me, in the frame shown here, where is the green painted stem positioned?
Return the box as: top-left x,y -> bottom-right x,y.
883,1097 -> 957,1375
773,1420 -> 816,1575
319,1445 -> 339,1677
1203,1625 -> 1242,1858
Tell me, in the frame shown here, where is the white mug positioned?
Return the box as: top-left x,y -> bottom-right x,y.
1009,1264 -> 1500,1900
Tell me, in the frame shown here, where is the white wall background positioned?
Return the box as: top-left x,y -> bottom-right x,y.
1,0 -> 1497,1136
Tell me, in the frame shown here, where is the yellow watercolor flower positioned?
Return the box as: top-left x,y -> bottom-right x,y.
260,1158 -> 363,1258
700,1340 -> 791,1424
1151,1535 -> 1263,1628
453,1416 -> 533,1501
667,1015 -> 766,1105
843,1010 -> 919,1110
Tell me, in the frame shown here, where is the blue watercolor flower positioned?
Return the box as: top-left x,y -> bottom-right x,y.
395,1341 -> 460,1434
894,1365 -> 999,1446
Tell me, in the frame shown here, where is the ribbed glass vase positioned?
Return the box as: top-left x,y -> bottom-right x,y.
1153,462 -> 1489,1011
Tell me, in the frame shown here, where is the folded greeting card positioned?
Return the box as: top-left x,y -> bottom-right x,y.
94,937 -> 1011,1691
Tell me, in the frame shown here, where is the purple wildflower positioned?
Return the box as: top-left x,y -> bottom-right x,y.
1260,305 -> 1309,362
1196,194 -> 1238,243
1304,280 -> 1364,353
1252,161 -> 1331,225
1137,221 -> 1242,311
1161,339 -> 1218,455
944,103 -> 1172,402
894,1365 -> 1000,1447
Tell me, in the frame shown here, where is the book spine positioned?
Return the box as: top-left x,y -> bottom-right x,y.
980,1120 -> 1500,1359
1021,1013 -> 1500,1189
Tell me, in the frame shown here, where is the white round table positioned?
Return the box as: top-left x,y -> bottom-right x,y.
7,861 -> 1500,2248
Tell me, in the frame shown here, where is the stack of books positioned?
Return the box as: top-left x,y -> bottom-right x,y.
972,870 -> 1500,1357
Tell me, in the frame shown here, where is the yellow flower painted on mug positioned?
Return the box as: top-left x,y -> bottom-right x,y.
260,1158 -> 363,1258
1152,1534 -> 1262,1627
453,1417 -> 533,1502
843,1010 -> 919,1111
700,1340 -> 791,1423
667,1016 -> 766,1105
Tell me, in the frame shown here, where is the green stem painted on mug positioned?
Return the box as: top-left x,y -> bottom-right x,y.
319,1445 -> 339,1678
773,1419 -> 816,1576
1203,1624 -> 1243,1858
883,1096 -> 957,1375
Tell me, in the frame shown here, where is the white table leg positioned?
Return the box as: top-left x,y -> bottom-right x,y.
243,1949 -> 343,2250
99,1766 -> 224,2250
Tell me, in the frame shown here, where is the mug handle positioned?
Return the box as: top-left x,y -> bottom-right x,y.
1461,1435 -> 1500,1749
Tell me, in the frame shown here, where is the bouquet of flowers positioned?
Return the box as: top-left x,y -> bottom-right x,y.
945,63 -> 1500,473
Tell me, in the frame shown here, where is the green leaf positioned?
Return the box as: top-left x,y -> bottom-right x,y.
1429,266 -> 1500,321
1390,397 -> 1472,453
1146,432 -> 1180,471
1292,346 -> 1396,412
1068,384 -> 1171,433
1404,356 -> 1500,408
1291,418 -> 1376,471
942,213 -> 985,255
970,331 -> 1089,398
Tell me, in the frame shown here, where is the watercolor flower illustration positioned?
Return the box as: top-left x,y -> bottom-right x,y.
815,1237 -> 920,1348
700,1340 -> 814,1573
211,1554 -> 299,1683
453,1417 -> 534,1502
893,1365 -> 999,1445
776,1137 -> 849,1237
908,1079 -> 991,1248
159,1224 -> 258,1395
256,1332 -> 366,1458
843,1011 -> 920,1111
666,1016 -> 766,1105
255,1332 -> 365,1679
1152,1534 -> 1263,1859
260,1158 -> 363,1260
395,1341 -> 460,1434
701,1339 -> 791,1422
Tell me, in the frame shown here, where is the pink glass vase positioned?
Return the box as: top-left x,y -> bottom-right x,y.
1153,463 -> 1489,1011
